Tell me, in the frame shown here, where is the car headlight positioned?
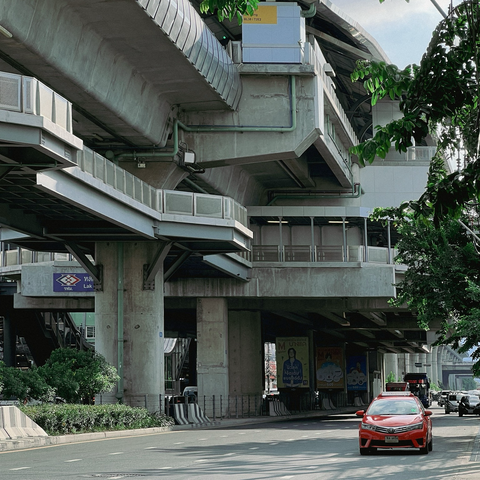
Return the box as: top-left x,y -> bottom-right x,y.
403,422 -> 424,432
361,423 -> 377,431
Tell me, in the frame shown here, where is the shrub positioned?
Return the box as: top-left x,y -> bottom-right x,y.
19,403 -> 175,436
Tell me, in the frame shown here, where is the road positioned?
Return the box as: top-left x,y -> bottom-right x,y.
1,405 -> 480,479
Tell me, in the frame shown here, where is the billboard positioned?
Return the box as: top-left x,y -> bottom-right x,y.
276,337 -> 309,388
316,347 -> 344,389
346,355 -> 367,391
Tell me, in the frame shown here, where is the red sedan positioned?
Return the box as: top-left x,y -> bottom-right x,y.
356,391 -> 433,455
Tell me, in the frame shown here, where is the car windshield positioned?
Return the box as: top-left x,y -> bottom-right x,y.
367,399 -> 420,415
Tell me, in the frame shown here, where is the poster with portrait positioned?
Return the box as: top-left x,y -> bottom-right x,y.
346,355 -> 367,391
316,347 -> 345,389
276,337 -> 309,388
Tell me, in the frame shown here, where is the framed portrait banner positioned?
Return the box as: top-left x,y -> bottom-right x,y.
316,347 -> 344,389
276,337 -> 309,388
346,355 -> 367,391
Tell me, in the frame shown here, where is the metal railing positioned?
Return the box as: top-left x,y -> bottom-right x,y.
96,391 -> 367,419
0,71 -> 72,132
252,245 -> 398,264
75,147 -> 248,228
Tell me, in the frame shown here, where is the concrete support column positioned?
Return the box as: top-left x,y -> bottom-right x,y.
384,353 -> 398,381
228,310 -> 263,413
197,298 -> 229,411
95,242 -> 165,412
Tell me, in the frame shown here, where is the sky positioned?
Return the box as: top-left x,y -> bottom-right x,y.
330,0 -> 462,68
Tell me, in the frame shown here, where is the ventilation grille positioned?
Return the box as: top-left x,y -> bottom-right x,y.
0,72 -> 21,111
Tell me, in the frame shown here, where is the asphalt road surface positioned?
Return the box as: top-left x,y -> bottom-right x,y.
1,405 -> 480,479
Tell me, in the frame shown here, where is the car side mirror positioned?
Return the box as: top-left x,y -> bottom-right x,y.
355,410 -> 365,417
424,410 -> 433,416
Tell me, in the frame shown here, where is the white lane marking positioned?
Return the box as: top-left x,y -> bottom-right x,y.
195,459 -> 209,462
174,442 -> 185,445
250,447 -> 259,450
65,458 -> 82,462
158,466 -> 173,469
279,476 -> 295,479
270,442 -> 279,445
109,452 -> 124,455
10,467 -> 31,470
145,446 -> 157,449
222,453 -> 235,456
199,438 -> 208,440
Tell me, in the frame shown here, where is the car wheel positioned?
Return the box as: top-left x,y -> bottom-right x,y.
360,448 -> 370,456
428,438 -> 433,452
445,409 -> 450,414
459,411 -> 464,417
420,444 -> 429,455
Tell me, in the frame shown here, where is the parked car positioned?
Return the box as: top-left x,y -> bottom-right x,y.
445,393 -> 463,414
458,395 -> 480,416
355,391 -> 433,455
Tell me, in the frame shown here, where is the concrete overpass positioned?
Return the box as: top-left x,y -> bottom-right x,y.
0,0 -> 437,411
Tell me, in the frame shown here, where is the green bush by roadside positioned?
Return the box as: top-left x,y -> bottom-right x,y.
19,403 -> 175,436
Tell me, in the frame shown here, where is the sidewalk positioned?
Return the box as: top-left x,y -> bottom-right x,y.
0,406 -> 358,452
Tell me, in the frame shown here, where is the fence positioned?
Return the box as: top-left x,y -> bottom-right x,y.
96,391 -> 367,421
252,244 -> 398,264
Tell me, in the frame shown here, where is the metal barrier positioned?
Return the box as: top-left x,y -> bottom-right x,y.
96,391 -> 365,420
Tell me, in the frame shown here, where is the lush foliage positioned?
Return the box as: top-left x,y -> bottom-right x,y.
0,361 -> 55,403
19,403 -> 174,436
0,349 -> 119,404
462,377 -> 479,390
200,0 -> 259,22
351,0 -> 480,222
37,348 -> 119,404
350,1 -> 480,371
371,161 -> 480,373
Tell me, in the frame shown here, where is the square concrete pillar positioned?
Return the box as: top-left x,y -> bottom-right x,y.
197,298 -> 229,414
228,310 -> 263,397
95,241 -> 165,412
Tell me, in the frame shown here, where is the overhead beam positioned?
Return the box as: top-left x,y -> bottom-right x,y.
143,241 -> 173,290
65,241 -> 102,290
306,26 -> 374,61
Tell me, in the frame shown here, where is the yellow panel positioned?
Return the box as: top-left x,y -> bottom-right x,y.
243,5 -> 277,24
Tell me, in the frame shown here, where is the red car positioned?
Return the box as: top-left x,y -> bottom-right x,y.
356,391 -> 433,455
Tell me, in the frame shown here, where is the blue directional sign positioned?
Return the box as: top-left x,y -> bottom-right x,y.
53,273 -> 94,292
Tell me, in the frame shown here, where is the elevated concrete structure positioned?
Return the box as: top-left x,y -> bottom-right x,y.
0,0 -> 440,409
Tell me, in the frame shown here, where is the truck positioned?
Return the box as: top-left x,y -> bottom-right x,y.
404,373 -> 430,408
385,382 -> 409,392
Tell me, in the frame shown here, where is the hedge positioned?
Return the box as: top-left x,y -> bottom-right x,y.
19,403 -> 175,435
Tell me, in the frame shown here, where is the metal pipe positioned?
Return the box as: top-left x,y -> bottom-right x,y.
364,217 -> 368,262
115,119 -> 179,162
178,76 -> 297,133
430,0 -> 447,18
310,216 -> 315,262
266,183 -> 362,205
387,219 -> 392,264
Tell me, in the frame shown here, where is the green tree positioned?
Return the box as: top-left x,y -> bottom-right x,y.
200,0 -> 259,22
350,1 -> 480,373
351,0 -> 480,222
0,362 -> 54,403
462,377 -> 478,390
38,349 -> 119,404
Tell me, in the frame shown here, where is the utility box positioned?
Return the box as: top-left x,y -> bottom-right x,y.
242,2 -> 305,63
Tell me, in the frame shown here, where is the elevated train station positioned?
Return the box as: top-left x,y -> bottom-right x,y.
0,0 -> 460,413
